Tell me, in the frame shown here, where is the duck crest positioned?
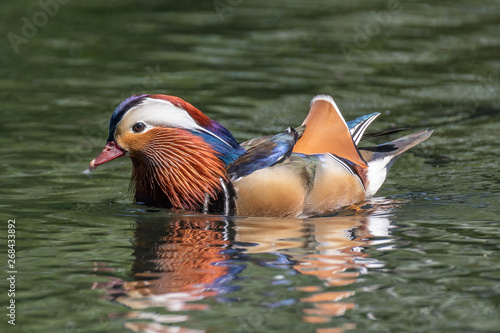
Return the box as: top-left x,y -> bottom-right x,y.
148,94 -> 213,128
128,127 -> 227,210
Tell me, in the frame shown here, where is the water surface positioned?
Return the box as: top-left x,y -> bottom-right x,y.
1,0 -> 499,332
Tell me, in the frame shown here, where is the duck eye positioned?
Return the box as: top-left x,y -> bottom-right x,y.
132,122 -> 146,133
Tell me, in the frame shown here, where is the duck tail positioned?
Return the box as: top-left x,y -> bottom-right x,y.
360,130 -> 433,197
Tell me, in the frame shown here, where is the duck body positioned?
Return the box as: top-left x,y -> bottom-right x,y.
90,94 -> 432,217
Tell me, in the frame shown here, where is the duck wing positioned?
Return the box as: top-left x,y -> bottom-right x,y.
228,127 -> 299,181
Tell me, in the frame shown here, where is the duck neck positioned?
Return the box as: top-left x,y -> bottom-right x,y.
130,127 -> 244,211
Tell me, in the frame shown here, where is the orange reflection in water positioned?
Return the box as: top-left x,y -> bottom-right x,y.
94,215 -> 233,333
128,217 -> 230,297
235,199 -> 395,332
93,199 -> 396,333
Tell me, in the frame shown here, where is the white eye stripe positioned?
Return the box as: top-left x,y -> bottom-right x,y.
118,97 -> 232,147
125,98 -> 203,130
116,98 -> 198,137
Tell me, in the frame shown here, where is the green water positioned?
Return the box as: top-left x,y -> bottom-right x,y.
1,0 -> 499,332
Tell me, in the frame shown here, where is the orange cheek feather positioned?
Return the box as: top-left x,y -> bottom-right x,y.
117,128 -> 227,210
116,130 -> 155,153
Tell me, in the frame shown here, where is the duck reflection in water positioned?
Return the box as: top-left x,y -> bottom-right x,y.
128,216 -> 241,309
93,199 -> 396,333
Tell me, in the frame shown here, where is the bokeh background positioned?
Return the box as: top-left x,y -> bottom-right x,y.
1,0 -> 499,332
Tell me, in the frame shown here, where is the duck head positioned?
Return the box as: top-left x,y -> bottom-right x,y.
89,94 -> 245,210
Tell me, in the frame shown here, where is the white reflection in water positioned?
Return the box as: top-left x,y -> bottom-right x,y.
92,198 -> 399,332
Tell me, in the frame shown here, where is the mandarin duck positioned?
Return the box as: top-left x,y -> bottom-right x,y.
89,94 -> 432,217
